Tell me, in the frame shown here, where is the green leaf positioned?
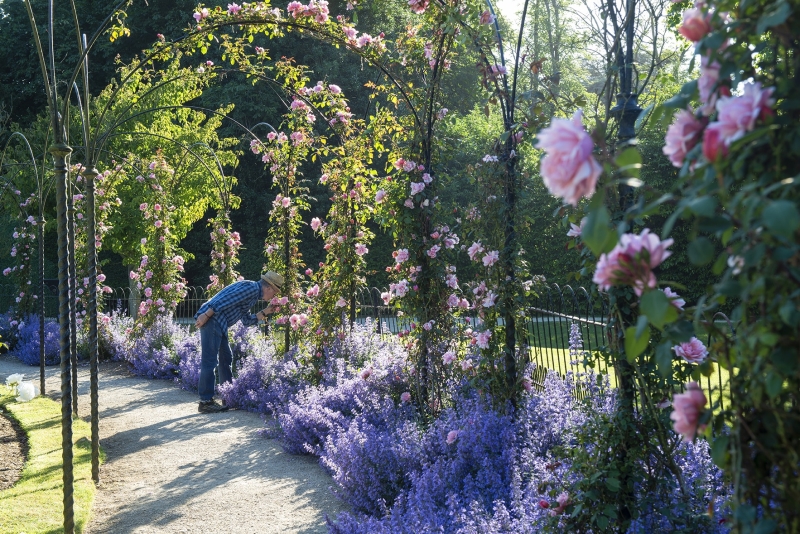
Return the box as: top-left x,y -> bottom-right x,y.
615,147 -> 642,178
711,435 -> 729,468
765,371 -> 783,399
583,206 -> 617,256
756,0 -> 791,35
687,196 -> 717,217
625,325 -> 650,360
665,320 -> 695,343
688,237 -> 714,266
604,477 -> 620,492
640,290 -> 670,329
635,104 -> 654,132
754,519 -> 779,534
663,80 -> 698,109
656,342 -> 673,378
771,347 -> 797,374
763,200 -> 800,238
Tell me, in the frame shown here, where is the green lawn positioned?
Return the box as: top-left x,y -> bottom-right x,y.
0,389 -> 100,534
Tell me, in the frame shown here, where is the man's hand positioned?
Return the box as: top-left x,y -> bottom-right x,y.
195,309 -> 213,329
256,306 -> 275,321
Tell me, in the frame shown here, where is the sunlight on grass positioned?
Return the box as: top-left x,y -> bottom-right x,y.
0,389 -> 100,534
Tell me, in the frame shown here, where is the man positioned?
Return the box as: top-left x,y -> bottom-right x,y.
194,271 -> 284,413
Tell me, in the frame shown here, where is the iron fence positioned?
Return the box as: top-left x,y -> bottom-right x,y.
1,283 -> 733,403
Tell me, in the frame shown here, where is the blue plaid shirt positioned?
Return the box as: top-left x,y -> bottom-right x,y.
195,280 -> 261,332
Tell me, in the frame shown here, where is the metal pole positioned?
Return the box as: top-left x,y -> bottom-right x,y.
50,142 -> 75,534
68,176 -> 78,416
82,167 -> 100,483
39,214 -> 46,396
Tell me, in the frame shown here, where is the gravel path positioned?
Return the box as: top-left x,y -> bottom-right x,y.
0,355 -> 347,533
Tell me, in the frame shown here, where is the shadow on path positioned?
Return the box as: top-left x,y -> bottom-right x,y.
0,355 -> 347,533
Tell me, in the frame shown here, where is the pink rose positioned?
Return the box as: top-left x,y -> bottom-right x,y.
567,218 -> 586,238
467,242 -> 484,261
702,123 -> 727,162
479,9 -> 495,24
446,430 -> 459,445
673,337 -> 708,364
310,217 -> 322,232
593,229 -> 673,296
360,367 -> 373,380
663,287 -> 685,310
714,82 -> 775,146
538,110 -> 601,206
663,109 -> 704,167
678,8 -> 710,42
482,250 -> 499,267
698,58 -> 722,115
443,350 -> 456,364
375,189 -> 387,203
670,382 -> 707,441
401,392 -> 411,403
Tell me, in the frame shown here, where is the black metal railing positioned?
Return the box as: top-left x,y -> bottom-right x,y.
1,283 -> 733,405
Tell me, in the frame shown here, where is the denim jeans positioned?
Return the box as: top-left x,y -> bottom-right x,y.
198,317 -> 233,401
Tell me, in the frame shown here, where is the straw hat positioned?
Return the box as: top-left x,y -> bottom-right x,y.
260,271 -> 284,292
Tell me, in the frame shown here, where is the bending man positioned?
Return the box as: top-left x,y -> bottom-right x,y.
193,271 -> 284,413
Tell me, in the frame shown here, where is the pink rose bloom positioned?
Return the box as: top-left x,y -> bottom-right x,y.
154,203 -> 161,211
410,182 -> 425,195
336,297 -> 348,307
467,242 -> 484,261
355,243 -> 369,256
401,392 -> 411,403
427,245 -> 440,258
673,337 -> 708,363
228,3 -> 242,14
714,82 -> 775,145
702,123 -> 727,161
404,199 -> 414,209
567,218 -> 586,238
289,314 -> 301,330
663,109 -> 704,167
522,377 -> 532,392
310,217 -> 322,231
381,292 -> 391,305
360,367 -> 373,380
305,268 -> 313,276
476,330 -> 492,349
446,430 -> 459,445
538,110 -> 601,206
154,220 -> 163,228
670,382 -> 707,441
393,248 -> 410,264
408,0 -> 429,13
698,58 -> 722,115
375,189 -> 387,203
479,9 -> 495,24
678,8 -> 710,42
663,287 -> 685,310
458,298 -> 470,309
281,197 -> 291,208
139,203 -> 148,211
482,250 -> 499,267
482,291 -> 498,308
306,284 -> 320,297
593,229 -> 673,296
329,84 -> 342,94
461,358 -> 473,370
447,294 -> 460,307
443,350 -> 456,364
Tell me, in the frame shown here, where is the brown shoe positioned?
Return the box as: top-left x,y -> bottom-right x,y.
198,399 -> 229,413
